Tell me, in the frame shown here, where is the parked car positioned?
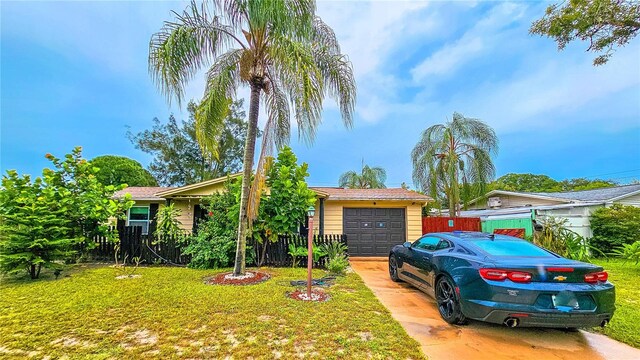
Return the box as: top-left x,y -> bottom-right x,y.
388,231 -> 615,328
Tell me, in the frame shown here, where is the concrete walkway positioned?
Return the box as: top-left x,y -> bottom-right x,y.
350,258 -> 640,360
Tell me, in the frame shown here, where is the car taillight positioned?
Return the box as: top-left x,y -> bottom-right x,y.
479,268 -> 532,283
584,271 -> 608,283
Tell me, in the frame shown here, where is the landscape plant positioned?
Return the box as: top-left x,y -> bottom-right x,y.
154,203 -> 185,240
534,216 -> 599,262
338,163 -> 387,189
90,155 -> 158,187
611,241 -> 640,265
411,113 -> 498,216
288,243 -> 307,267
589,204 -> 640,254
149,0 -> 356,276
254,146 -> 316,266
0,148 -> 132,279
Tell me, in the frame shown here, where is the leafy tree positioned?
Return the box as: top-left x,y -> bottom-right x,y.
254,146 -> 316,265
590,204 -> 640,254
338,163 -> 387,189
45,148 -> 134,246
490,173 -> 561,193
0,148 -> 132,278
0,172 -> 77,279
412,113 -> 498,217
149,0 -> 356,275
90,155 -> 158,187
559,177 -> 617,191
128,101 -> 249,186
155,203 -> 184,239
530,0 -> 640,65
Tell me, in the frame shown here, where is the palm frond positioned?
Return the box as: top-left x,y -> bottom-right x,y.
195,49 -> 243,158
149,0 -> 243,105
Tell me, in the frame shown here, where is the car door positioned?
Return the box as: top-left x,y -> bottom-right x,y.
406,236 -> 442,292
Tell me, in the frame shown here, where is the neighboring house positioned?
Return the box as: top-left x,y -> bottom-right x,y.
114,175 -> 432,257
463,184 -> 640,238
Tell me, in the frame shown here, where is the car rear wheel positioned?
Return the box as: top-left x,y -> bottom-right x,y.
389,255 -> 401,282
436,275 -> 467,325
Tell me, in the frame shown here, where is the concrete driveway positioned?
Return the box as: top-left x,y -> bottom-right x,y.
350,258 -> 640,360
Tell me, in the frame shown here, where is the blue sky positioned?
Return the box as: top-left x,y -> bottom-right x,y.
2,0 -> 639,188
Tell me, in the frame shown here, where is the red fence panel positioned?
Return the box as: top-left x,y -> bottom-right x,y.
422,217 -> 481,234
493,228 -> 526,239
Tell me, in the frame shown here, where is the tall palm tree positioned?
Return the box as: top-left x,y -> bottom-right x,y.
338,163 -> 386,189
411,113 -> 498,217
149,0 -> 356,275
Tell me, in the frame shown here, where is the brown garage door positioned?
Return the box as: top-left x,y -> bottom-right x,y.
343,208 -> 406,256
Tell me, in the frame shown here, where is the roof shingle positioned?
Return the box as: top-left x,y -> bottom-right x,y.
528,184 -> 640,202
113,186 -> 174,200
310,187 -> 432,201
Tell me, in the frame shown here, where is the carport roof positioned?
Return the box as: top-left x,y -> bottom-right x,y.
309,187 -> 432,202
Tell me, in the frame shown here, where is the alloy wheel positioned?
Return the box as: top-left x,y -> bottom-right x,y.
436,279 -> 456,319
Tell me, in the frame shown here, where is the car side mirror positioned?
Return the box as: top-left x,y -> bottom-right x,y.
403,241 -> 412,248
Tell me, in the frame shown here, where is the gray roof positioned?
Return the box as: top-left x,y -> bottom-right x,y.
528,184 -> 640,202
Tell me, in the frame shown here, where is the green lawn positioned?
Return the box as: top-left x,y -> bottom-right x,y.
0,265 -> 424,359
592,258 -> 640,348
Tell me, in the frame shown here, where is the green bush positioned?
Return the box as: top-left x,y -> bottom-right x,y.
590,204 -> 640,255
611,241 -> 640,265
534,216 -> 598,262
326,255 -> 349,275
181,178 -> 239,269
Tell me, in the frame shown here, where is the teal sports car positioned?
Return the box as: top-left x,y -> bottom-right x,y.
388,231 -> 615,328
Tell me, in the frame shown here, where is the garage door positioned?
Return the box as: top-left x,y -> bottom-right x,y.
343,208 -> 406,256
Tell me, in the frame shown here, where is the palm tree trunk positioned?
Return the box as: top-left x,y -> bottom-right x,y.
233,82 -> 262,276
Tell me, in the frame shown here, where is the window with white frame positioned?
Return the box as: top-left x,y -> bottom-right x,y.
128,206 -> 150,235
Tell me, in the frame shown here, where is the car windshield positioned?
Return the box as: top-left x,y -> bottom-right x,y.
472,239 -> 554,257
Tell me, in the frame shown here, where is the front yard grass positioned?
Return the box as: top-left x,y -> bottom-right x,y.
592,258 -> 640,348
0,265 -> 424,359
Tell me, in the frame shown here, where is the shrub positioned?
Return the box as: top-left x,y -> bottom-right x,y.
534,216 -> 597,262
155,203 -> 184,240
321,241 -> 348,259
590,204 -> 640,255
611,241 -> 640,265
326,255 -> 349,275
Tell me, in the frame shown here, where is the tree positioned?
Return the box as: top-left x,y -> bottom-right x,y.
255,146 -> 316,265
559,177 -> 617,191
91,155 -> 158,187
490,173 -> 562,193
338,163 -> 387,189
0,172 -> 77,279
149,0 -> 356,275
412,113 -> 498,217
530,0 -> 640,65
0,148 -> 133,278
128,100 -> 249,186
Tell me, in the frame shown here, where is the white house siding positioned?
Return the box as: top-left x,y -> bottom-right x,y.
535,205 -> 603,239
617,193 -> 640,206
468,194 -> 564,210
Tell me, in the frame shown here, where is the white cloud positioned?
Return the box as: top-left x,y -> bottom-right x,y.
411,2 -> 526,80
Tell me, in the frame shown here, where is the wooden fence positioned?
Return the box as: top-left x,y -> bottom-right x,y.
251,234 -> 348,267
91,226 -> 190,265
91,226 -> 346,267
422,216 -> 481,234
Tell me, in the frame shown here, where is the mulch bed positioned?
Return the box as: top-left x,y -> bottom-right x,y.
287,289 -> 331,302
205,271 -> 271,286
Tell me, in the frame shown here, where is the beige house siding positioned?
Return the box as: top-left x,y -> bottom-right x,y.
312,199 -> 424,241
170,182 -> 227,197
468,194 -> 565,210
172,199 -> 200,232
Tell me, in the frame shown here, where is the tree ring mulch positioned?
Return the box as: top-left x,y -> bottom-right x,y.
205,271 -> 270,286
287,289 -> 330,302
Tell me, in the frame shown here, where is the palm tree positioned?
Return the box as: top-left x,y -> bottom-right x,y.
338,163 -> 386,189
149,1 -> 356,275
411,113 -> 498,217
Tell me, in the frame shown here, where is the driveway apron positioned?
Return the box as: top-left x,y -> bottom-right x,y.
350,258 -> 640,360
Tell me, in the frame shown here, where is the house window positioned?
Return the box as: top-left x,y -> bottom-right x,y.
128,206 -> 150,235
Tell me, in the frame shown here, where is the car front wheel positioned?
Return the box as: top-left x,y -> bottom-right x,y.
436,275 -> 467,325
389,255 -> 401,282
